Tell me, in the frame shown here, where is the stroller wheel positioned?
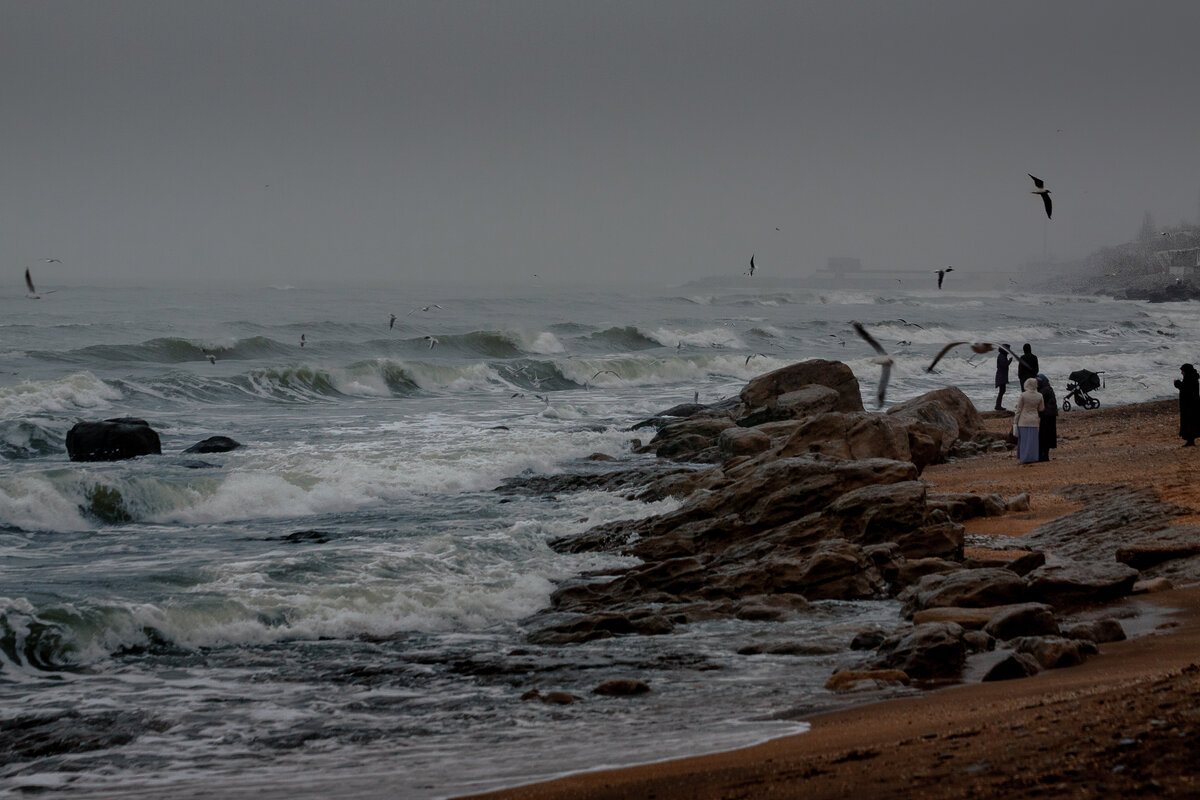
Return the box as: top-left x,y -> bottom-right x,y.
1062,400 -> 1071,412
1087,398 -> 1100,410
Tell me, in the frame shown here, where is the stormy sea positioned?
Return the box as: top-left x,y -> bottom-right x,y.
1,281 -> 1194,798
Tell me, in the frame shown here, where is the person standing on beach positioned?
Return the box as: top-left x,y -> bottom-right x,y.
1017,343 -> 1039,388
1036,373 -> 1057,461
1013,377 -> 1044,464
994,344 -> 1012,410
1174,363 -> 1200,447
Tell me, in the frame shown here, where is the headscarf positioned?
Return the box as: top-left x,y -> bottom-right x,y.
1036,373 -> 1049,388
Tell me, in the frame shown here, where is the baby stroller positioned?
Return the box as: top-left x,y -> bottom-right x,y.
1062,369 -> 1103,411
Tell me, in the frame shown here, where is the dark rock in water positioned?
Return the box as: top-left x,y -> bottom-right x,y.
850,629 -> 889,650
872,622 -> 967,680
982,652 -> 1041,682
0,710 -> 171,761
182,436 -> 242,454
279,530 -> 333,544
592,678 -> 650,696
524,610 -> 675,645
521,689 -> 579,705
66,419 -> 162,461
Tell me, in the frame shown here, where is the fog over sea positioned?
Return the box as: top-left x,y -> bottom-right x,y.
1,281 -> 1194,798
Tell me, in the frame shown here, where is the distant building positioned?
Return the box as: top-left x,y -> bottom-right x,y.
1155,247 -> 1200,277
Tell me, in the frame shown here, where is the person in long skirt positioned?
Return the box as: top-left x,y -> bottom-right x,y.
1036,373 -> 1058,462
1014,377 -> 1044,464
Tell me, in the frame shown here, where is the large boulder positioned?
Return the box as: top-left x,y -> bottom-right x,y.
66,418 -> 162,462
740,360 -> 864,414
901,568 -> 1027,617
1024,563 -> 1140,608
887,387 -> 985,459
873,622 -> 967,680
983,603 -> 1060,640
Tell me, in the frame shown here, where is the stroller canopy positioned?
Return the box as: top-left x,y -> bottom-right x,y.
1068,369 -> 1102,393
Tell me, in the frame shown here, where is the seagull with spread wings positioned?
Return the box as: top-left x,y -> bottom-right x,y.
926,341 -> 1021,373
851,322 -> 894,408
408,304 -> 443,315
1029,174 -> 1052,219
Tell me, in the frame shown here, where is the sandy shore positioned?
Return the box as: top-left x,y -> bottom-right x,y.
459,398 -> 1200,799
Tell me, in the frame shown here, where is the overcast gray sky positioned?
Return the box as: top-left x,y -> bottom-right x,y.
4,1 -> 1200,288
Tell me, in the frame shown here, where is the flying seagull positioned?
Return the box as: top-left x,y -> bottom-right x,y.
925,341 -> 1020,373
408,304 -> 443,315
745,254 -> 756,277
423,335 -> 439,348
897,318 -> 925,329
24,268 -> 40,299
1029,174 -> 1052,219
936,267 -> 954,289
23,268 -> 55,298
389,314 -> 396,330
745,352 -> 768,365
42,258 -> 62,263
851,322 -> 893,408
592,369 -> 620,380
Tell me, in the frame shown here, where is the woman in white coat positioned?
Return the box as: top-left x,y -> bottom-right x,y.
1013,377 -> 1044,464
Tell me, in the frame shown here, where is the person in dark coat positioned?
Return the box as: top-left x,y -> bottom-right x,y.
1017,343 -> 1039,388
1174,363 -> 1200,446
1036,373 -> 1057,461
994,344 -> 1012,410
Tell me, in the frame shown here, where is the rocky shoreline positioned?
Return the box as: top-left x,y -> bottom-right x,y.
497,360 -> 1195,692
464,369 -> 1200,800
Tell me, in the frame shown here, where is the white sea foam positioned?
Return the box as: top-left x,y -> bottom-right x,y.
507,329 -> 565,354
0,372 -> 123,417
